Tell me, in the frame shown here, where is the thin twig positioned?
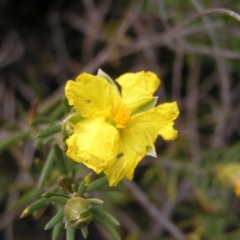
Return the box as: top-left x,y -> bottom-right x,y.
37,1 -> 143,114
186,56 -> 202,162
0,32 -> 24,70
48,11 -> 73,82
37,8 -> 240,115
165,40 -> 240,59
81,0 -> 111,63
83,0 -> 143,73
124,180 -> 186,240
119,8 -> 240,58
171,48 -> 184,100
190,0 -> 231,147
158,0 -> 185,101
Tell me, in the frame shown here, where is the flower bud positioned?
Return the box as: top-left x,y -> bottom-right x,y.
64,197 -> 92,229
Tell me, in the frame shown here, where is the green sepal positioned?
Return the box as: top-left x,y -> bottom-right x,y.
20,198 -> 50,218
80,225 -> 89,238
45,209 -> 64,230
146,146 -> 157,158
64,112 -> 84,125
92,206 -> 120,226
97,69 -> 118,88
132,97 -> 158,115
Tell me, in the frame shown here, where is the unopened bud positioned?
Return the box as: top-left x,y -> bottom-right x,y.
64,197 -> 92,229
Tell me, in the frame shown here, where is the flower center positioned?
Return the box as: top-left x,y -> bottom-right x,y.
111,103 -> 131,129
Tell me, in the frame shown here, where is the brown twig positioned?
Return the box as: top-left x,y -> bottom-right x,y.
48,11 -> 73,82
119,8 -> 240,58
190,0 -> 231,147
124,180 -> 186,240
185,56 -> 202,162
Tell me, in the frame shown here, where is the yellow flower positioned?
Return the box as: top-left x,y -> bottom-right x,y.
65,70 -> 179,186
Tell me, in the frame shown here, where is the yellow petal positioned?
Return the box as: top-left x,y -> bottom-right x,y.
130,101 -> 179,141
115,71 -> 160,111
156,102 -> 179,140
104,102 -> 179,186
104,119 -> 160,186
104,137 -> 145,186
65,73 -> 121,118
66,117 -> 119,173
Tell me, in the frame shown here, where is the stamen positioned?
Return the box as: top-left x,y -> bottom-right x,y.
111,103 -> 131,129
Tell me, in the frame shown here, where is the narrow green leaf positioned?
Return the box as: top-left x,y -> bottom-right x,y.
45,209 -> 64,230
66,226 -> 75,240
77,174 -> 92,196
86,177 -> 108,192
0,131 -> 29,153
94,214 -> 121,240
31,116 -> 53,125
8,189 -> 42,211
37,125 -> 61,138
81,226 -> 89,238
86,198 -> 104,205
38,148 -> 55,188
53,145 -> 68,175
20,198 -> 50,218
52,221 -> 63,240
34,158 -> 44,171
42,191 -> 69,198
50,196 -> 69,205
77,180 -> 87,197
50,103 -> 64,120
92,206 -> 119,226
71,184 -> 78,193
36,135 -> 55,147
32,207 -> 47,219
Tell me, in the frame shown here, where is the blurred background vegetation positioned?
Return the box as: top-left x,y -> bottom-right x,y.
1,0 -> 240,239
